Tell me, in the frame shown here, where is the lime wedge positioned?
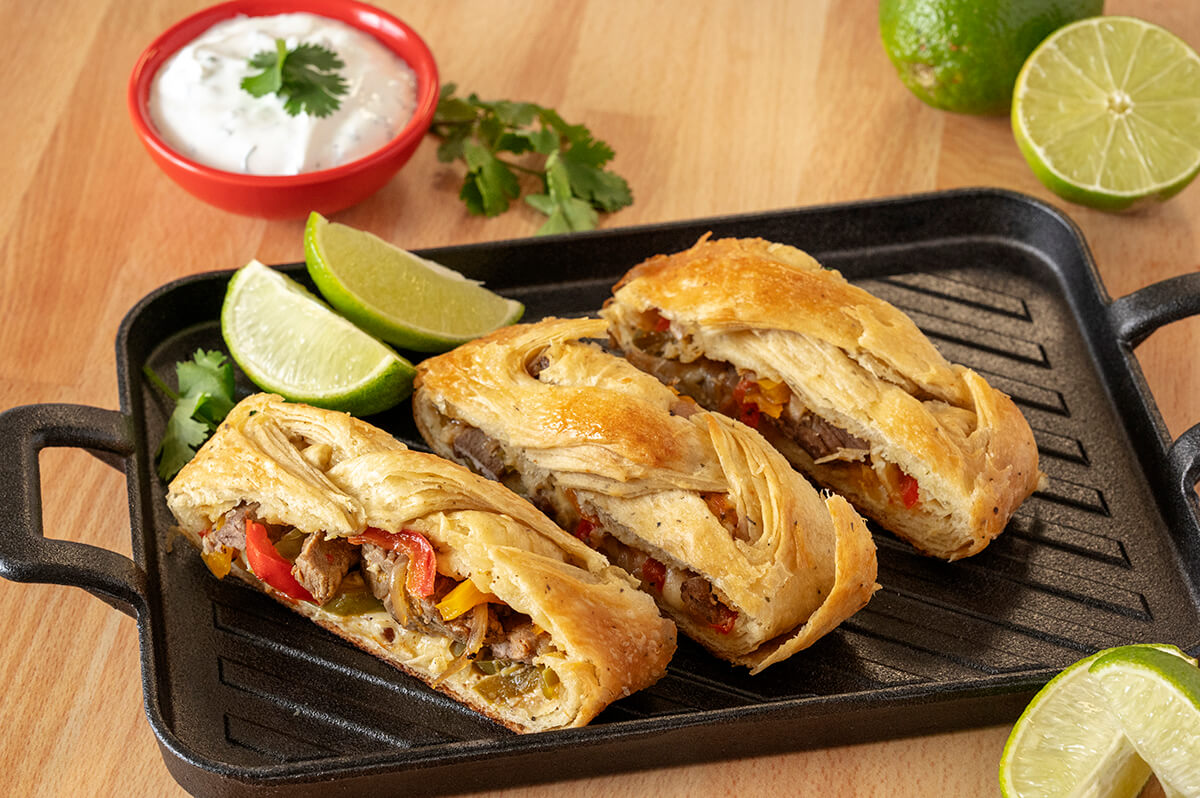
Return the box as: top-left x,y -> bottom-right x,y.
304,213 -> 524,352
1091,646 -> 1200,796
999,644 -> 1198,798
220,260 -> 415,416
1012,16 -> 1200,211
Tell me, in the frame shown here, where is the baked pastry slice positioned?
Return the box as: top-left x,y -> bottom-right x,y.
166,393 -> 676,733
413,317 -> 878,673
601,235 -> 1043,560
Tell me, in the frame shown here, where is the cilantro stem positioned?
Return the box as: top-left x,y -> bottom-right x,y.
493,158 -> 543,176
142,364 -> 179,402
429,85 -> 633,231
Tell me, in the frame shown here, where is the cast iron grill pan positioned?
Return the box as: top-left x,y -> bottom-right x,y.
3,189 -> 1200,796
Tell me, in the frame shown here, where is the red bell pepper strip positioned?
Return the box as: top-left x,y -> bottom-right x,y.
641,557 -> 666,592
733,376 -> 751,406
710,605 -> 738,635
573,518 -> 597,545
738,404 -> 761,429
898,471 -> 920,509
244,519 -> 314,602
348,527 -> 437,598
731,377 -> 761,429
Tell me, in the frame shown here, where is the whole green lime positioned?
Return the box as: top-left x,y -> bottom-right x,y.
879,0 -> 1104,115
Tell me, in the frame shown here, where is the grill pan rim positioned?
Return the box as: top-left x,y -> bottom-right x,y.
11,186 -> 1199,794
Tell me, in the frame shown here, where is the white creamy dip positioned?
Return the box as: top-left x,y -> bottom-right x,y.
149,13 -> 418,175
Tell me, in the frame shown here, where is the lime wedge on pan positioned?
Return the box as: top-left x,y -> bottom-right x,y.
1012,16 -> 1200,211
1090,645 -> 1200,797
999,643 -> 1198,798
221,260 -> 415,415
304,212 -> 524,353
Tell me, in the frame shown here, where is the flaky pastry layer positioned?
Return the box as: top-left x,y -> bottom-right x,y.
166,393 -> 675,732
413,318 -> 879,672
602,235 -> 1043,560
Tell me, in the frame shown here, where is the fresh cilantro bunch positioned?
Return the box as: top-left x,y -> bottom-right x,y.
431,84 -> 633,235
145,350 -> 236,480
241,39 -> 348,118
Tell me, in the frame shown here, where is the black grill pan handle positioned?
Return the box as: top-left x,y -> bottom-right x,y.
1109,273 -> 1200,349
1110,273 -> 1200,510
0,403 -> 148,618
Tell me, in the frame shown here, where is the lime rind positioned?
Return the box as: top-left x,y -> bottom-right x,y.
221,260 -> 415,416
304,212 -> 525,353
1012,16 -> 1200,211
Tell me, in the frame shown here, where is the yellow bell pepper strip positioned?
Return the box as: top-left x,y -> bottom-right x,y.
436,579 -> 501,621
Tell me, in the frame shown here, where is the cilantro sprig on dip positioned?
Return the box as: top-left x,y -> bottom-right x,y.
431,84 -> 633,235
241,38 -> 348,118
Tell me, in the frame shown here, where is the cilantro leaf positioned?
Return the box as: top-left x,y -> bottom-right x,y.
429,86 -> 633,234
560,146 -> 633,212
146,350 -> 236,480
527,152 -> 599,235
177,350 -> 235,426
157,394 -> 216,482
242,39 -> 347,117
242,39 -> 286,97
461,140 -> 520,216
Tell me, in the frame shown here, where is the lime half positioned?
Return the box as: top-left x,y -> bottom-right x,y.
221,260 -> 415,416
1091,646 -> 1200,796
1012,16 -> 1200,211
304,213 -> 524,352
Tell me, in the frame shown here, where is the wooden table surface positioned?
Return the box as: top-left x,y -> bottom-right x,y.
2,0 -> 1198,795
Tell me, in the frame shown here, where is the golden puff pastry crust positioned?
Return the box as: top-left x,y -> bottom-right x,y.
413,317 -> 879,673
601,235 -> 1043,560
166,393 -> 675,733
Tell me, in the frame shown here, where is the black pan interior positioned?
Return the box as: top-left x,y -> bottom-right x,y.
116,190 -> 1200,796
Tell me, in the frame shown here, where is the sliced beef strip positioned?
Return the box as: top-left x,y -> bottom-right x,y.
292,534 -> 359,605
451,424 -> 508,481
205,502 -> 256,552
771,409 -> 870,461
526,353 -> 551,379
680,576 -> 733,629
489,620 -> 548,662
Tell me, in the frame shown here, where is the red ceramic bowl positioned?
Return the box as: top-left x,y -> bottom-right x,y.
128,0 -> 439,219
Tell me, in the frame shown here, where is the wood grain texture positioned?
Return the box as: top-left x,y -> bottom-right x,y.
1,0 -> 1197,795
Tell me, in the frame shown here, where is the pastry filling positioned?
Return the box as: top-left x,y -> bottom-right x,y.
446,417 -> 740,636
198,503 -> 560,701
616,307 -> 921,510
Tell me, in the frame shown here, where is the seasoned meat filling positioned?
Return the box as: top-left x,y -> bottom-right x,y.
440,405 -> 742,634
292,533 -> 359,604
360,542 -> 549,665
202,503 -> 555,677
680,576 -> 734,629
452,425 -> 508,481
618,320 -> 870,463
205,501 -> 256,553
769,408 -> 870,462
526,352 -> 551,379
